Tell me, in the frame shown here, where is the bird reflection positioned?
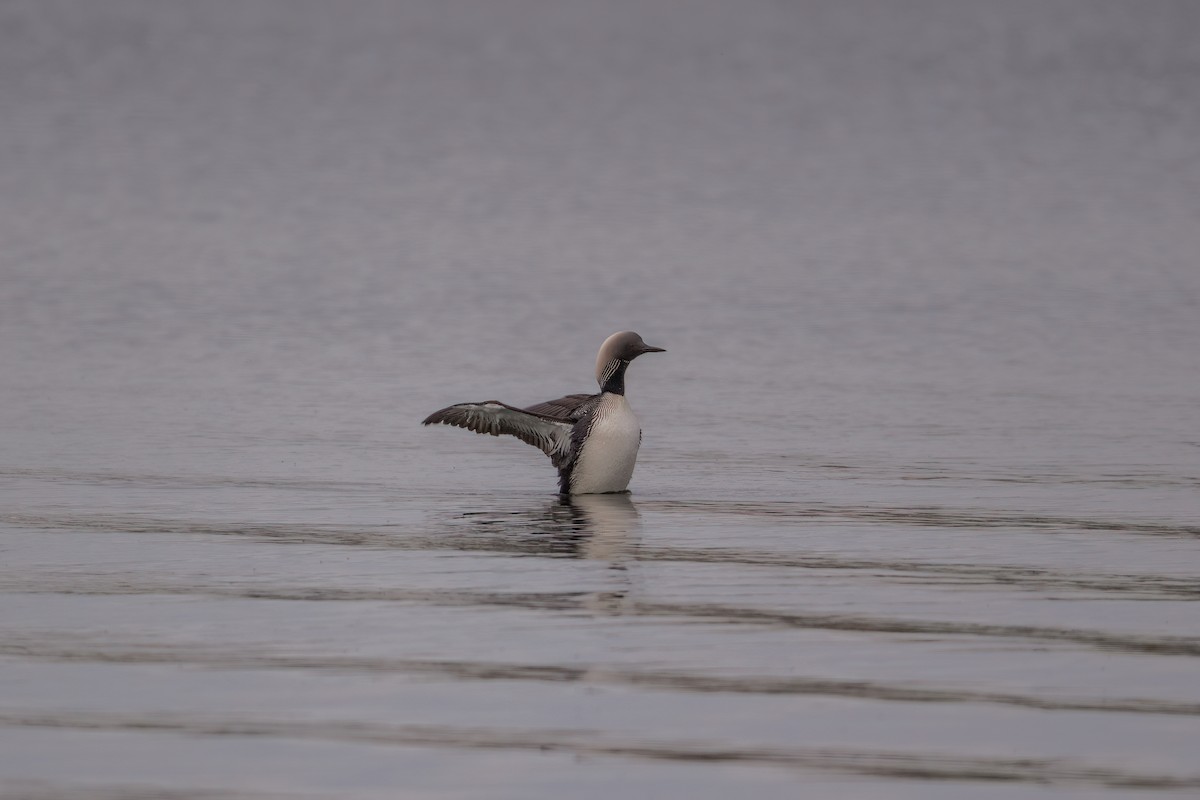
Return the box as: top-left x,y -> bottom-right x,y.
448,493 -> 641,562
568,493 -> 641,561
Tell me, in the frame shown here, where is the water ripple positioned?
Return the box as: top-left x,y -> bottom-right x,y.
5,511 -> 1197,600
2,711 -> 1197,790
3,635 -> 1198,717
4,576 -> 1199,656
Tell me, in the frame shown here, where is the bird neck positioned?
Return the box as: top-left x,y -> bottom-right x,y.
598,358 -> 629,395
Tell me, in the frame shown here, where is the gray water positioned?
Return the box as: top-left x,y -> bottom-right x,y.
3,1 -> 1200,797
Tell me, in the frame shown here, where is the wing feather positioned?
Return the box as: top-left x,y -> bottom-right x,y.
522,393 -> 595,421
422,401 -> 574,463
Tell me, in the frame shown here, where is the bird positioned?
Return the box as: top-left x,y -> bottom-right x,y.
422,331 -> 665,495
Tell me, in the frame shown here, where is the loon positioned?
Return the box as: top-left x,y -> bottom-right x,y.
422,331 -> 665,495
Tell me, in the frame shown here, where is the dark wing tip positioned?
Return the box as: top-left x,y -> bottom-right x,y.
422,402 -> 493,429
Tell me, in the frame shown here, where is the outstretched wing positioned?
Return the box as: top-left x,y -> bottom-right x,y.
522,393 -> 595,421
422,401 -> 574,465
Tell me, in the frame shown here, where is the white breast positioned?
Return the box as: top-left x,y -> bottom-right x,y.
570,394 -> 642,494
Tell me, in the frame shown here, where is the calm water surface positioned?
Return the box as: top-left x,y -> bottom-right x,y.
2,1 -> 1199,798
